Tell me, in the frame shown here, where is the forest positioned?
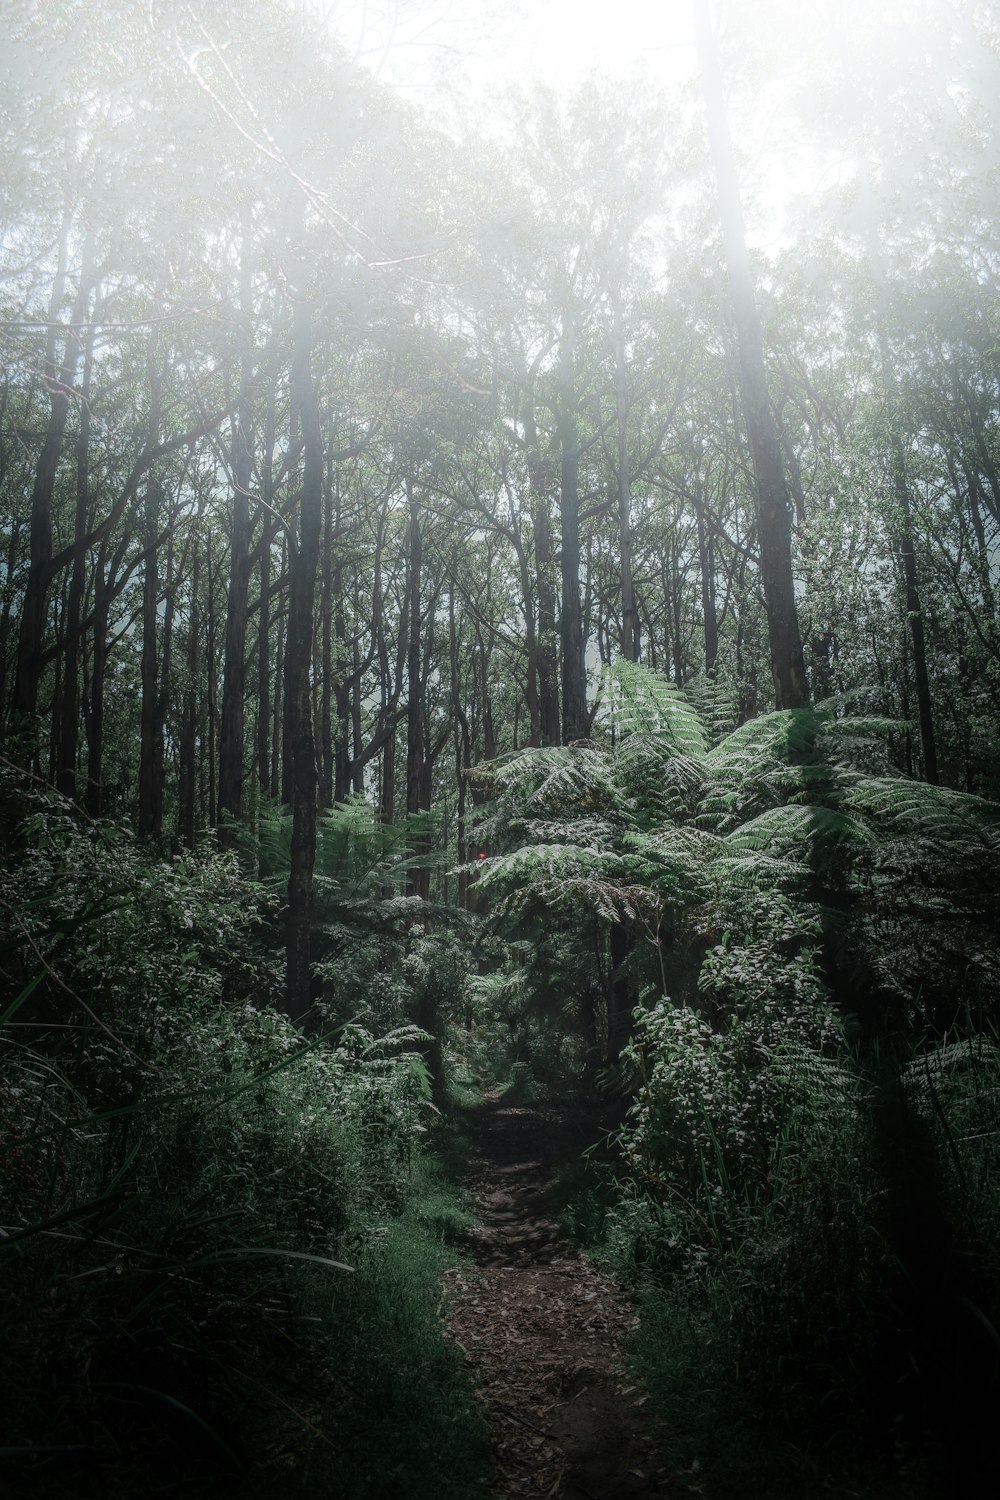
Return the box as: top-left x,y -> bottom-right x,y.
1,0 -> 999,1496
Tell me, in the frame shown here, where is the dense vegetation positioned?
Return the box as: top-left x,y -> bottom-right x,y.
2,1 -> 999,1496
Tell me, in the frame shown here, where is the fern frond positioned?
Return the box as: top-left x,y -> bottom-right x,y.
472,842 -> 627,892
614,735 -> 706,828
725,804 -> 875,858
601,659 -> 709,755
685,675 -> 739,748
707,851 -> 811,897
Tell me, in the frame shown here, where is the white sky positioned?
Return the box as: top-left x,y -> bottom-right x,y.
323,0 -> 699,97
319,0 -> 818,246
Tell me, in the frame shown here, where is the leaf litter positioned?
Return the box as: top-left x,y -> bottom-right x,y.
444,1095 -> 673,1499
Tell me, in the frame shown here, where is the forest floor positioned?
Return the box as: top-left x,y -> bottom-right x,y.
443,1093 -> 676,1500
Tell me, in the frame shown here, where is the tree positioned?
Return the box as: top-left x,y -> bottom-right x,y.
693,0 -> 809,709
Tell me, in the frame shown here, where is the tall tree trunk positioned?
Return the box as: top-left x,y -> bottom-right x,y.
283,296 -> 323,1022
404,478 -> 428,898
894,489 -> 939,784
524,404 -> 560,745
256,394 -> 277,803
256,528 -> 272,800
859,174 -> 940,785
693,1 -> 808,710
84,543 -> 115,817
612,292 -> 640,662
47,588 -> 65,783
205,535 -> 219,829
178,547 -> 200,850
332,557 -> 353,802
694,483 -> 719,676
449,579 -> 472,908
217,254 -> 255,844
138,482 -> 164,840
557,314 -> 588,743
270,551 -> 285,801
56,316 -> 95,799
12,233 -> 93,750
351,635 -> 365,795
381,734 -> 396,826
319,469 -> 336,809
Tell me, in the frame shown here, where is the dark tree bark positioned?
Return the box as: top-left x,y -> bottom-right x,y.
283,295 -> 323,1022
83,535 -> 122,817
693,481 -> 719,676
256,395 -> 277,803
381,733 -> 396,826
12,234 -> 93,749
351,633 -> 365,795
270,535 -> 286,802
448,577 -> 472,908
404,478 -> 430,899
178,548 -> 200,850
206,534 -> 219,829
217,256 -> 255,844
611,292 -> 640,662
524,403 -> 560,745
557,314 -> 588,743
56,316 -> 95,799
858,166 -> 939,784
318,468 -> 334,809
138,482 -> 165,840
693,0 -> 808,710
894,481 -> 939,784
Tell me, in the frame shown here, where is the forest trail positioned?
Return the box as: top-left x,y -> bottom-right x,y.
444,1094 -> 674,1500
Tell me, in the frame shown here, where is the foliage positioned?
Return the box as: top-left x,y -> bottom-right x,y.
473,663 -> 1000,1492
0,770 -> 487,1499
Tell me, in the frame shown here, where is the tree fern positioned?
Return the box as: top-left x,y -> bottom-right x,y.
600,658 -> 709,755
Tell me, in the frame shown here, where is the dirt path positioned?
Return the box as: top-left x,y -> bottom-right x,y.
444,1094 -> 673,1500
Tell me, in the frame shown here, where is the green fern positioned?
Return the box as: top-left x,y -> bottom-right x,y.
600,659 -> 709,755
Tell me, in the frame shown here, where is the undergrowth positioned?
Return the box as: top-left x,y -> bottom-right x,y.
0,766 -> 488,1500
472,671 -> 1000,1500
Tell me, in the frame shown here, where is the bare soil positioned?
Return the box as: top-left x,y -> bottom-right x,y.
444,1093 -> 674,1500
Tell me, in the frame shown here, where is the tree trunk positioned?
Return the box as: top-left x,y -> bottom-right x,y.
256,392 -> 277,802
693,483 -> 719,676
557,314 -> 588,743
381,733 -> 396,826
283,295 -> 323,1023
524,404 -> 560,745
404,478 -> 429,898
319,470 -> 336,809
12,234 -> 93,749
178,547 -> 200,850
693,0 -> 808,710
612,293 -> 640,662
84,542 -> 116,817
270,548 -> 285,801
56,316 -> 95,799
895,489 -> 939,784
206,534 -> 219,829
859,166 -> 939,784
217,256 -> 255,845
138,483 -> 164,840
